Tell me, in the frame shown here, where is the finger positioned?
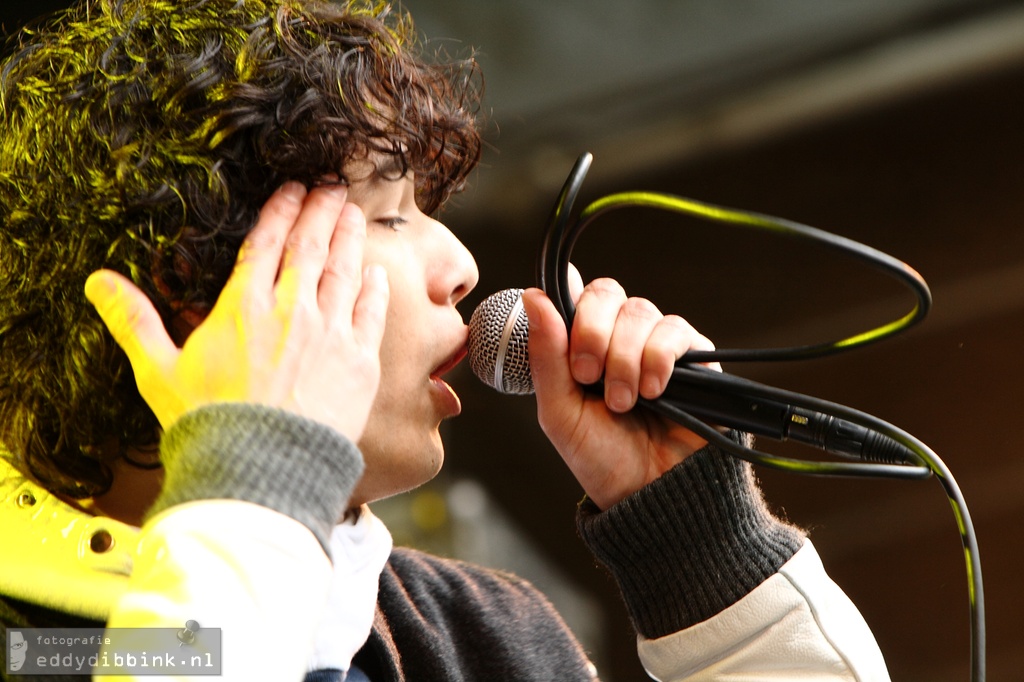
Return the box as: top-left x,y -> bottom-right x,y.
691,333 -> 722,373
320,202 -> 367,322
639,315 -> 717,400
276,183 -> 349,300
569,278 -> 626,385
351,264 -> 389,351
604,297 -> 663,412
567,262 -> 585,303
520,287 -> 582,426
85,270 -> 178,381
229,182 -> 307,294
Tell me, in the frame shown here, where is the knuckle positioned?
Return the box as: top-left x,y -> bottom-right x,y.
569,321 -> 607,359
117,298 -> 146,331
285,232 -> 329,257
659,316 -> 706,350
276,292 -> 317,327
694,333 -> 717,353
237,290 -> 271,318
661,314 -> 695,333
659,314 -> 716,353
620,296 -> 660,322
291,295 -> 318,319
583,278 -> 626,300
305,186 -> 347,212
604,347 -> 639,377
324,311 -> 356,341
104,299 -> 146,349
239,231 -> 285,259
645,338 -> 679,367
322,257 -> 361,286
259,193 -> 303,224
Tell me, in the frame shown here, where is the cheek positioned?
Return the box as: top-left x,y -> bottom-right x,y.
361,240 -> 430,394
372,251 -> 425,351
372,282 -> 423,396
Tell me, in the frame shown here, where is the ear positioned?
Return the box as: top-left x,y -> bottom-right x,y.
149,262 -> 210,346
169,306 -> 208,346
177,307 -> 207,329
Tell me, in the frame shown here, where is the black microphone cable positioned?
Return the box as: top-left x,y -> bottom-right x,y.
536,152 -> 985,682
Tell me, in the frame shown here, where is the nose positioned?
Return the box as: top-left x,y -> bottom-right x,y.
427,218 -> 479,306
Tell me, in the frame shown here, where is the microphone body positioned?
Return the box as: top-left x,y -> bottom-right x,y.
468,288 -> 916,465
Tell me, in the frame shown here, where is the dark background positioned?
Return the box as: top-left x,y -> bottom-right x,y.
4,2 -> 1022,680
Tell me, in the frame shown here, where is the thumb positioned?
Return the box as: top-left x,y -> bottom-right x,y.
85,270 -> 178,378
520,287 -> 580,411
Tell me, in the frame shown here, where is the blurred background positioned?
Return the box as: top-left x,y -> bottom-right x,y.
4,1 -> 1022,679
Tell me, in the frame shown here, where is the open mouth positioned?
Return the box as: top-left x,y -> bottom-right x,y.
431,344 -> 468,380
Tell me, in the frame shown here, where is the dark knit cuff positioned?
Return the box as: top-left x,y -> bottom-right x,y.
147,403 -> 364,557
577,439 -> 804,639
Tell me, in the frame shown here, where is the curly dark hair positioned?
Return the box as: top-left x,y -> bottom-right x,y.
0,0 -> 483,498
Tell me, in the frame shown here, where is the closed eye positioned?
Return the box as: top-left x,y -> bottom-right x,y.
377,216 -> 408,230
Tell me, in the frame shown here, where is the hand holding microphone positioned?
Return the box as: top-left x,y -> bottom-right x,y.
469,267 -> 718,510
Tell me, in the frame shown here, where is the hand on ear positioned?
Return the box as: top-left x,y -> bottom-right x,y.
86,182 -> 389,443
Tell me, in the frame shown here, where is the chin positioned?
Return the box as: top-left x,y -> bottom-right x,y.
350,435 -> 445,507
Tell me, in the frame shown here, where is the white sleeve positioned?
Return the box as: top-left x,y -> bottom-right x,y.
637,540 -> 890,682
88,405 -> 374,681
97,500 -> 334,682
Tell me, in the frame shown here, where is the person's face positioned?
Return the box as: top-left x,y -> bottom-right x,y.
9,631 -> 27,670
343,157 -> 479,506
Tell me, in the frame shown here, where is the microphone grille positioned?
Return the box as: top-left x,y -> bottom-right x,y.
467,288 -> 535,395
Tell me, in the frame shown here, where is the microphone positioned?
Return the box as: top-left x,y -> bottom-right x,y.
468,287 -> 917,465
468,288 -> 535,395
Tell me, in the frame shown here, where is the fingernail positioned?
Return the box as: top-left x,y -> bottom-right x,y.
640,374 -> 664,399
278,181 -> 306,202
526,310 -> 539,334
572,353 -> 601,384
519,290 -> 540,333
320,182 -> 347,197
84,272 -> 116,305
314,175 -> 349,196
606,381 -> 634,413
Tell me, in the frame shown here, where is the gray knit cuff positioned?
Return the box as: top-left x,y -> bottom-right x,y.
577,438 -> 804,639
147,403 -> 364,557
